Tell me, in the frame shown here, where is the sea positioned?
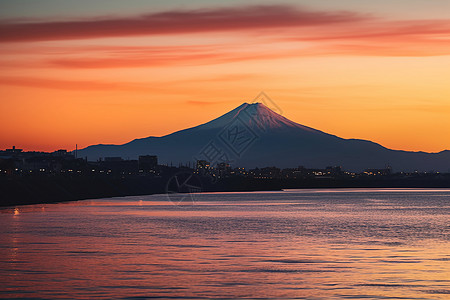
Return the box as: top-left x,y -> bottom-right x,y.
0,189 -> 449,299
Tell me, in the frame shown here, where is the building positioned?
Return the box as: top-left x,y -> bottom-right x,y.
196,160 -> 210,170
364,167 -> 392,176
139,155 -> 158,172
5,146 -> 23,154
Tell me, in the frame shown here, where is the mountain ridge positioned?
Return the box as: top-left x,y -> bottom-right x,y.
78,102 -> 450,172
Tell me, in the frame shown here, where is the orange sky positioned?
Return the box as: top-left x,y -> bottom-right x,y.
1,2 -> 450,152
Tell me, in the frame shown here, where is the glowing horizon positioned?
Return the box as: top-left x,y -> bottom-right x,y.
1,1 -> 449,153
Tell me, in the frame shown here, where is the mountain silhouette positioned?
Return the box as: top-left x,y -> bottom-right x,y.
78,102 -> 450,172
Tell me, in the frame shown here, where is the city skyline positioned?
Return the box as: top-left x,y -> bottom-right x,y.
1,0 -> 450,152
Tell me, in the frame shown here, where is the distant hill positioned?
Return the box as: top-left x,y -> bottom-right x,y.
78,102 -> 450,172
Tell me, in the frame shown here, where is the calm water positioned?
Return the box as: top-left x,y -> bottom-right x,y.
0,189 -> 449,299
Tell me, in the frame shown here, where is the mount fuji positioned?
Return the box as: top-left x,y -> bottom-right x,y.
78,103 -> 450,172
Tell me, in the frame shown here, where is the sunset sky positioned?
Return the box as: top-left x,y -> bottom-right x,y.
1,0 -> 450,152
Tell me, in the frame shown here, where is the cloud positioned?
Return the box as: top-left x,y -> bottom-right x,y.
293,19 -> 450,41
47,46 -> 298,68
0,76 -> 141,91
284,19 -> 450,56
0,73 -> 262,91
1,5 -> 449,67
0,5 -> 367,42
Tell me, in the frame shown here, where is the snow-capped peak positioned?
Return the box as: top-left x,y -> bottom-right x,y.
200,102 -> 315,132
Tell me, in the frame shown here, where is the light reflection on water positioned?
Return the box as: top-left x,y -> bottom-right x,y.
0,189 -> 449,299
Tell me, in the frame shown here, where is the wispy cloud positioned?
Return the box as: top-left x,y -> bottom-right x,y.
0,76 -> 137,90
1,4 -> 449,71
284,19 -> 450,56
0,72 -> 262,91
0,5 -> 366,42
47,46 -> 300,68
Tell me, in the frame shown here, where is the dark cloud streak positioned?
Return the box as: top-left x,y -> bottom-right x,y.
0,5 -> 367,42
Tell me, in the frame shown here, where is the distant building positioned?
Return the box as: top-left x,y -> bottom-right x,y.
0,158 -> 15,175
217,162 -> 230,170
53,149 -> 70,157
249,166 -> 281,178
364,167 -> 392,176
260,167 -> 281,178
196,160 -> 210,170
139,155 -> 158,172
4,146 -> 23,154
99,157 -> 138,174
216,162 -> 231,177
326,166 -> 342,176
195,160 -> 211,175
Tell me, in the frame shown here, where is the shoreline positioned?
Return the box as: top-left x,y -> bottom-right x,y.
1,174 -> 450,207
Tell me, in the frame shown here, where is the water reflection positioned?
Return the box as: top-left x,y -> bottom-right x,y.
0,189 -> 449,299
